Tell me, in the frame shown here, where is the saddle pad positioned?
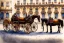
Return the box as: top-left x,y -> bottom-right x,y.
49,20 -> 53,23
19,17 -> 25,20
53,19 -> 58,22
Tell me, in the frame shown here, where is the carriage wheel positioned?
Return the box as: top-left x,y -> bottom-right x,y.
24,23 -> 31,33
31,22 -> 38,32
12,24 -> 20,32
3,24 -> 10,31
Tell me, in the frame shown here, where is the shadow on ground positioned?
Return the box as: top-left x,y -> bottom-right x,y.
2,37 -> 63,43
0,30 -> 62,35
0,30 -> 63,43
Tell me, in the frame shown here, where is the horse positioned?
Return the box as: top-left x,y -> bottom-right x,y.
3,18 -> 11,31
41,18 -> 63,33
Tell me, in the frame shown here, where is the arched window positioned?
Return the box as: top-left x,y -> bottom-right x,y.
55,7 -> 57,10
42,8 -> 45,10
6,13 -> 9,18
0,12 -> 4,19
23,7 -> 26,10
54,0 -> 57,3
55,13 -> 58,19
30,0 -> 33,4
36,0 -> 38,4
23,0 -> 26,5
48,0 -> 51,3
1,2 -> 4,7
48,14 -> 51,18
48,7 -> 51,10
35,8 -> 38,12
61,0 -> 63,3
6,2 -> 9,7
42,14 -> 45,19
23,7 -> 27,17
17,0 -> 20,5
30,8 -> 32,10
62,13 -> 64,19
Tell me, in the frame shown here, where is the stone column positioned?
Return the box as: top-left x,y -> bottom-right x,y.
45,7 -> 48,18
38,7 -> 41,23
4,12 -> 6,19
51,7 -> 54,19
58,7 -> 61,19
9,12 -> 12,20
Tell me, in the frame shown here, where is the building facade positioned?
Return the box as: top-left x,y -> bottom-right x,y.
0,0 -> 64,20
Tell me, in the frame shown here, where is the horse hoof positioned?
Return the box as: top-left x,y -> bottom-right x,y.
46,31 -> 48,33
50,32 -> 52,33
57,31 -> 60,33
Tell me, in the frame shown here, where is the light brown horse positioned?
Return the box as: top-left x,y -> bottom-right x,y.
3,18 -> 11,31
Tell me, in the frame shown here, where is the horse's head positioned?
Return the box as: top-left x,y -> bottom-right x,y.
32,15 -> 40,22
41,18 -> 48,24
11,14 -> 19,21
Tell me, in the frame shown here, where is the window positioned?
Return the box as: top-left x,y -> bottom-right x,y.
0,12 -> 4,19
23,7 -> 26,10
55,14 -> 58,19
42,0 -> 45,2
17,8 -> 19,10
54,0 -> 57,3
42,8 -> 45,10
17,0 -> 20,5
16,13 -> 20,17
55,7 -> 57,10
42,0 -> 45,4
23,7 -> 27,17
62,7 -> 64,10
1,2 -> 4,7
42,14 -> 45,18
35,8 -> 38,12
48,7 -> 51,10
36,0 -> 38,4
62,13 -> 64,19
6,2 -> 9,7
48,14 -> 51,17
23,0 -> 26,5
30,0 -> 33,4
48,0 -> 51,3
30,8 -> 32,10
61,0 -> 63,3
6,13 -> 9,18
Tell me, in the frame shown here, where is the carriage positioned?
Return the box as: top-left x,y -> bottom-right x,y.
3,13 -> 40,33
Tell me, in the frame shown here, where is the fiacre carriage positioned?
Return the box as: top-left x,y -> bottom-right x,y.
3,14 -> 40,33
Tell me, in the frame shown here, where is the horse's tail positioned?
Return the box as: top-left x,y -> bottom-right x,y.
60,20 -> 63,28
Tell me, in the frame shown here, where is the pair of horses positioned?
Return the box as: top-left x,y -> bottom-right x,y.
3,14 -> 40,33
41,18 -> 63,33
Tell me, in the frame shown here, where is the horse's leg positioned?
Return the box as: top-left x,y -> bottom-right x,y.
43,25 -> 44,31
42,22 -> 44,31
46,25 -> 48,33
57,25 -> 60,33
5,25 -> 8,31
37,17 -> 40,22
50,25 -> 52,33
8,24 -> 10,31
3,25 -> 6,31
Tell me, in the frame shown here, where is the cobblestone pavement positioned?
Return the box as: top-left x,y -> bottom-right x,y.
0,23 -> 64,43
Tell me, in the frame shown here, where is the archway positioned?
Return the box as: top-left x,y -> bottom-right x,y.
6,13 -> 9,18
61,13 -> 64,19
55,13 -> 58,19
0,12 -> 4,20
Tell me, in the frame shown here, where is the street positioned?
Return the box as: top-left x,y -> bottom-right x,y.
0,21 -> 64,43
